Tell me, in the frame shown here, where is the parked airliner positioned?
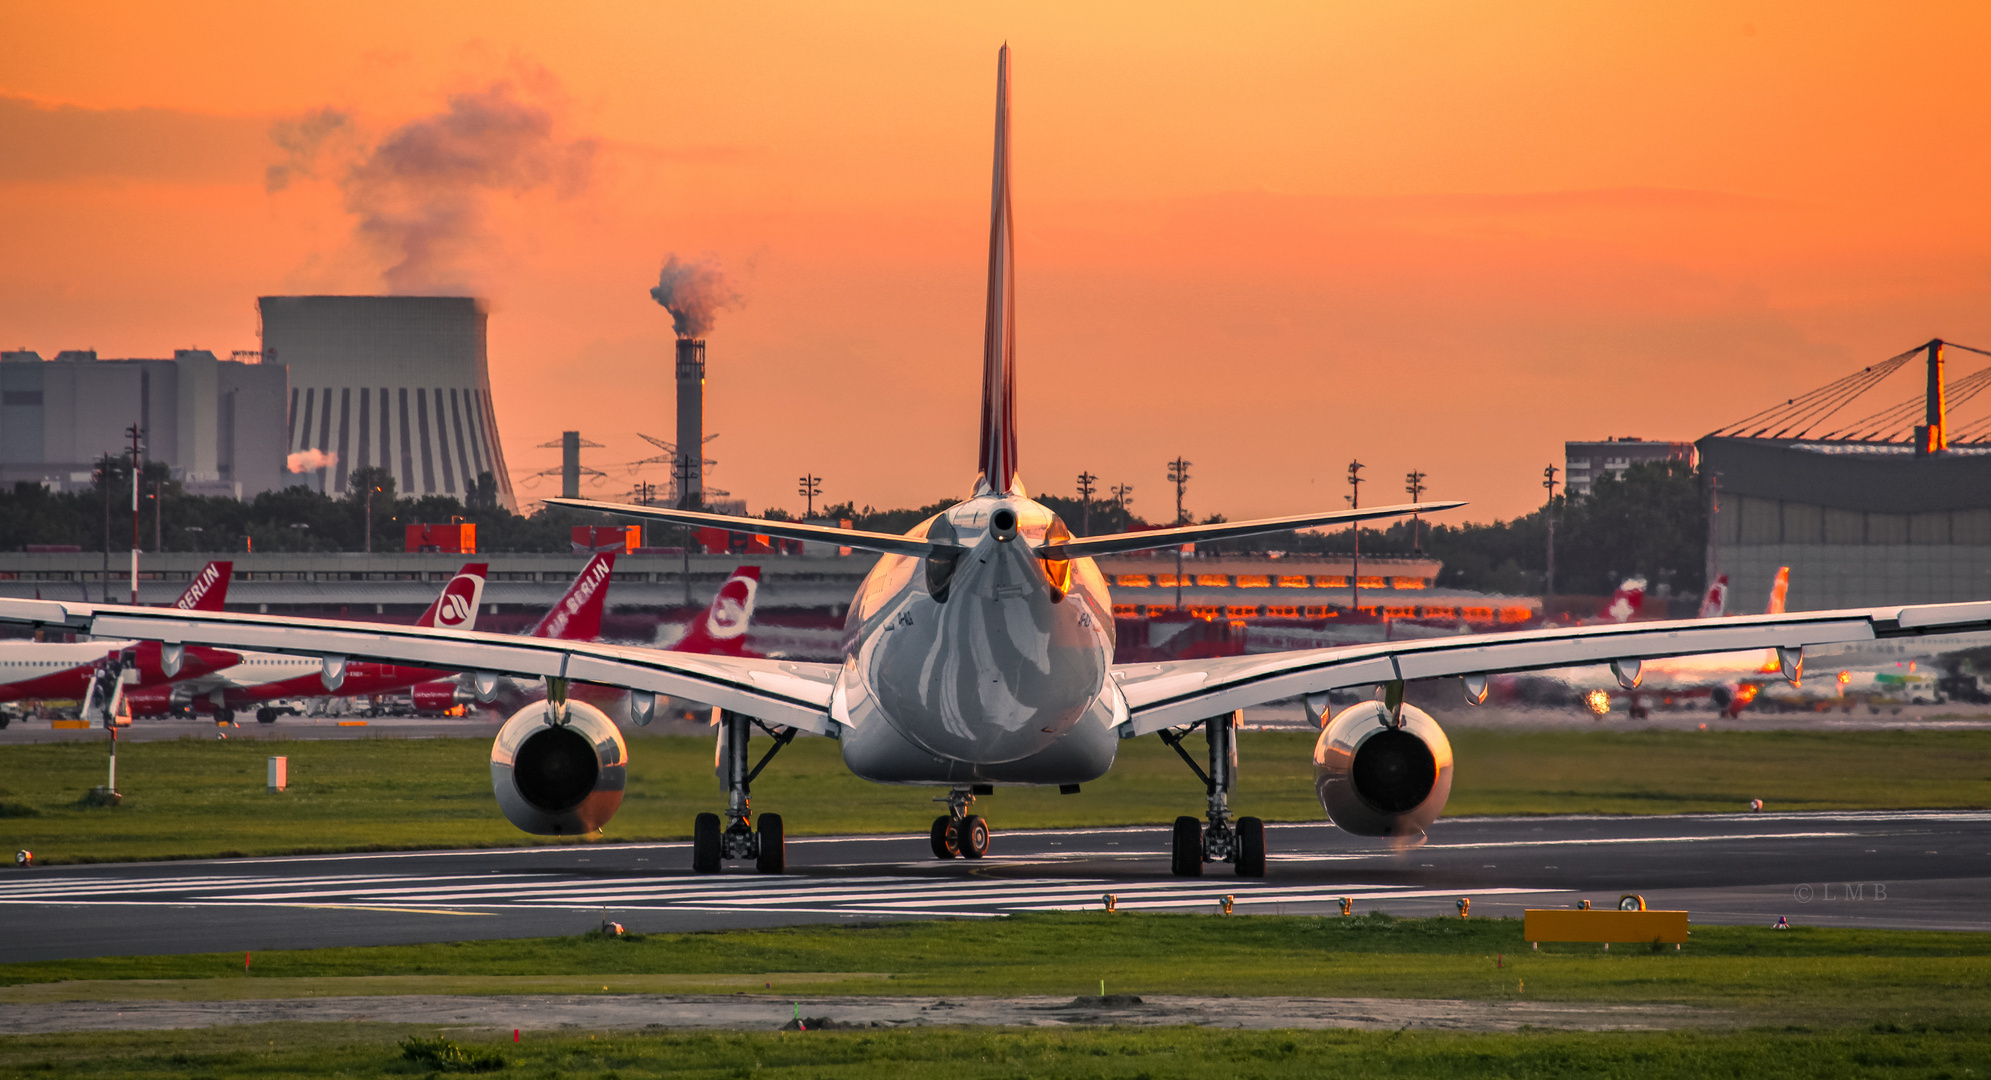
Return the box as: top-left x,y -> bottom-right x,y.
7,48 -> 1991,879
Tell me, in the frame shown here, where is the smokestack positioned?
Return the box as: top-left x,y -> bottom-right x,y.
675,340 -> 705,508
1916,339 -> 1947,457
561,431 -> 581,498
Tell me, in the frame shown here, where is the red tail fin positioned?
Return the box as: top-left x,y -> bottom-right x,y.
674,566 -> 761,657
1697,574 -> 1729,618
1765,566 -> 1789,615
530,553 -> 615,641
416,563 -> 488,630
1603,577 -> 1647,622
975,45 -> 1020,498
172,561 -> 233,611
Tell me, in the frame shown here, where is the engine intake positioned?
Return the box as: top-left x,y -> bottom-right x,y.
1313,700 -> 1453,838
490,700 -> 627,835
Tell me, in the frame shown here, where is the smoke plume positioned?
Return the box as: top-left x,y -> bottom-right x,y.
649,254 -> 744,338
286,449 -> 338,473
265,108 -> 353,193
334,80 -> 595,293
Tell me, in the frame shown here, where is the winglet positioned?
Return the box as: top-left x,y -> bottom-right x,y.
975,44 -> 1020,498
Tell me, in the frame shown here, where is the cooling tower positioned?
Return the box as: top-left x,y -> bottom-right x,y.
259,296 -> 515,510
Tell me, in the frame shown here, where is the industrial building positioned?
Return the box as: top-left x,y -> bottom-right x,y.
260,296 -> 516,509
0,348 -> 288,498
1563,437 -> 1695,497
1700,339 -> 1991,609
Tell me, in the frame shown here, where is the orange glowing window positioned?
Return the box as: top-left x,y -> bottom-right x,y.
1189,605 -> 1222,619
1266,605 -> 1300,617
1499,607 -> 1533,623
1420,605 -> 1457,619
1391,577 -> 1427,590
1277,575 -> 1309,588
1357,576 -> 1387,589
1356,605 -> 1379,617
1316,576 -> 1347,588
1304,606 -> 1335,618
1112,604 -> 1139,617
1383,606 -> 1417,617
1145,604 -> 1175,615
1157,574 -> 1186,588
1235,575 -> 1271,588
1227,605 -> 1259,617
1197,574 -> 1230,587
1116,574 -> 1152,587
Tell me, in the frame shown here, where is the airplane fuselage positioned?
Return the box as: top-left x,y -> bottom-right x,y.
833,494 -> 1123,785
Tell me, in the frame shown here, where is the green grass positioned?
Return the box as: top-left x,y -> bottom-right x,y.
5,1022 -> 1991,1080
5,915 -> 1989,1027
1,728 -> 1986,863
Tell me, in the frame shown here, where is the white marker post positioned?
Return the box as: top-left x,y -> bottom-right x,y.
268,756 -> 288,793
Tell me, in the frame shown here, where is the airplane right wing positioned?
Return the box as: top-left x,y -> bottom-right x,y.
1111,599 -> 1991,735
0,598 -> 840,734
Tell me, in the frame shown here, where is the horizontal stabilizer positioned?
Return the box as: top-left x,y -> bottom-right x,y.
1038,501 -> 1466,559
545,498 -> 945,558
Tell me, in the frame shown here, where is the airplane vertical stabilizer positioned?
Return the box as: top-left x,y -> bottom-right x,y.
531,553 -> 616,641
1766,566 -> 1790,615
975,44 -> 1021,497
415,563 -> 489,631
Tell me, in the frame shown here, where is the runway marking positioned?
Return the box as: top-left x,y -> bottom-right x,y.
1428,832 -> 1855,851
282,903 -> 498,916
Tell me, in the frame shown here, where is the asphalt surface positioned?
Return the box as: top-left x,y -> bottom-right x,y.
3,810 -> 1986,963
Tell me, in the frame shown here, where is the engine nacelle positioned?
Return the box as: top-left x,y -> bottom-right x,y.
411,680 -> 466,715
1313,700 -> 1453,839
121,685 -> 178,718
489,700 -> 627,836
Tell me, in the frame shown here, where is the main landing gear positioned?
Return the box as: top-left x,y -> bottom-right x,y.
691,710 -> 797,874
930,785 -> 993,859
1159,710 -> 1265,877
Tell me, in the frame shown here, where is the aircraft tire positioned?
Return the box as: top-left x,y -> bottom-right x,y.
960,815 -> 990,859
1235,816 -> 1266,877
755,814 -> 785,874
0,715 -> 10,730
1171,816 -> 1203,877
930,816 -> 959,859
216,708 -> 235,726
256,708 -> 278,724
692,813 -> 723,873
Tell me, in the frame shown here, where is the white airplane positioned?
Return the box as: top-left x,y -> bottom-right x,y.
6,47 -> 1991,879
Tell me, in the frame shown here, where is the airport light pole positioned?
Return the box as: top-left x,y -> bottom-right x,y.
1167,457 -> 1191,609
1076,471 -> 1097,535
1404,469 -> 1427,554
126,425 -> 143,604
1543,464 -> 1559,620
799,473 -> 822,518
362,483 -> 384,555
1347,460 -> 1364,612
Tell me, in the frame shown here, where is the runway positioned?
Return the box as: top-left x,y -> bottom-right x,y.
3,810 -> 1986,962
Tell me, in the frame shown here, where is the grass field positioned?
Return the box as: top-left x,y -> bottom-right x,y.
1,728 -> 1987,863
5,1022 -> 1989,1080
4,915 -> 1989,1027
2,916 -> 1988,1077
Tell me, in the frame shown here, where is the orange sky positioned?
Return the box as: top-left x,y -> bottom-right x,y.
4,2 -> 1991,522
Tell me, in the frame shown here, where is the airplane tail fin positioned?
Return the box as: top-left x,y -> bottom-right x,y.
172,561 -> 233,611
975,44 -> 1020,498
675,565 -> 761,656
1604,577 -> 1647,622
416,562 -> 488,630
1697,574 -> 1729,618
530,553 -> 616,641
1765,566 -> 1789,615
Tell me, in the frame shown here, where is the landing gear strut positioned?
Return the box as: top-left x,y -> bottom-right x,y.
690,710 -> 796,874
1160,710 -> 1265,877
930,784 -> 993,860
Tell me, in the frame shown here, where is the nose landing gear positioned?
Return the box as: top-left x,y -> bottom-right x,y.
1160,710 -> 1265,877
690,710 -> 797,874
930,785 -> 993,859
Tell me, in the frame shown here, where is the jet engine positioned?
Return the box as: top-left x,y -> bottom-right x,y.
411,680 -> 466,716
1313,700 -> 1453,839
121,685 -> 178,718
489,699 -> 627,835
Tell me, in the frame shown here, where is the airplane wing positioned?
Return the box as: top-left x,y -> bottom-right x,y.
0,598 -> 840,734
1040,500 -> 1466,559
545,498 -> 941,557
1110,599 -> 1991,735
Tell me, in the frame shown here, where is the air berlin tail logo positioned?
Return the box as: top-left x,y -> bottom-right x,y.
437,576 -> 483,628
704,577 -> 756,640
176,564 -> 224,609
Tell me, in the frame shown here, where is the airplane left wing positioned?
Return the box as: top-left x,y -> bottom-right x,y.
1112,599 -> 1991,735
0,599 -> 840,734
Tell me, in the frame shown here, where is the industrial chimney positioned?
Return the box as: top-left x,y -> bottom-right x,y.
675,339 -> 705,508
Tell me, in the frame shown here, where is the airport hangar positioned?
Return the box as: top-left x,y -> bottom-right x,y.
1701,339 -> 1991,611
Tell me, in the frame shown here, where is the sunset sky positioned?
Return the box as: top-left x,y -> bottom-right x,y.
4,2 -> 1990,523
